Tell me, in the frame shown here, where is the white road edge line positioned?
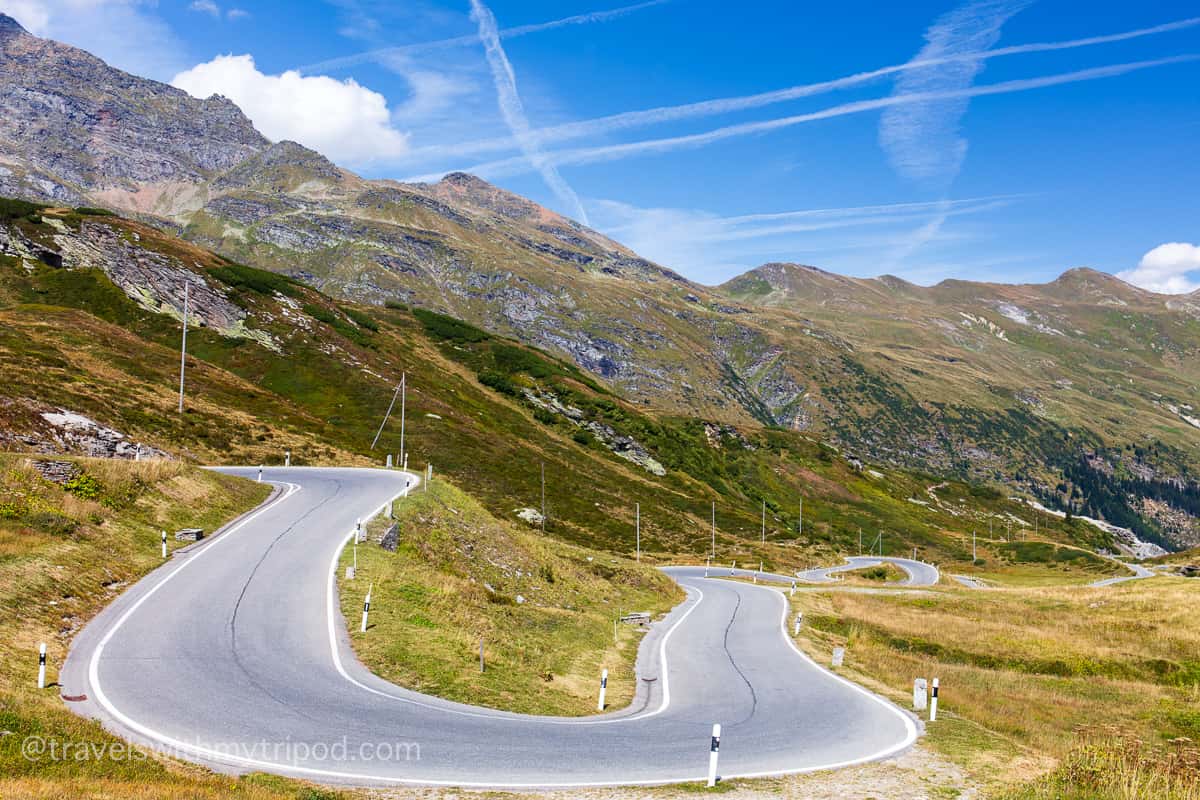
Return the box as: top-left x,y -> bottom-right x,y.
322,475 -> 700,726
82,471 -> 917,788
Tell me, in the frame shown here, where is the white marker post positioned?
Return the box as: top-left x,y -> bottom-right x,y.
285,450 -> 291,467
386,453 -> 393,468
930,677 -> 939,721
355,519 -> 361,545
598,668 -> 608,711
704,557 -> 710,578
360,583 -> 373,633
793,612 -> 803,636
257,465 -> 263,483
832,647 -> 845,668
161,530 -> 167,560
913,678 -> 928,711
706,723 -> 721,788
37,642 -> 47,689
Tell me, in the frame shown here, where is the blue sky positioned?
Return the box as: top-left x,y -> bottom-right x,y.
9,0 -> 1200,289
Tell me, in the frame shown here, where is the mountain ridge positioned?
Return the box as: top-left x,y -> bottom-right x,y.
0,21 -> 1197,551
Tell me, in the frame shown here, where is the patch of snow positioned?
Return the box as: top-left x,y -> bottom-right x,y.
996,303 -> 1030,325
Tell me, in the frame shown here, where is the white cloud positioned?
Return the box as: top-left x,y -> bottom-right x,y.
300,0 -> 669,75
1117,243 -> 1200,294
5,0 -> 187,80
4,0 -> 51,33
880,0 -> 1033,186
227,8 -> 249,21
468,0 -> 588,223
403,14 -> 1200,164
589,195 -> 1014,284
409,56 -> 1195,182
189,0 -> 220,17
171,54 -> 410,167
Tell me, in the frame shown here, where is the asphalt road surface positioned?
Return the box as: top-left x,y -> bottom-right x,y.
796,556 -> 941,587
62,467 -> 916,788
1090,559 -> 1155,587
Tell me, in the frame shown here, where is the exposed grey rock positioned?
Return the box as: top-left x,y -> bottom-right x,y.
0,18 -> 266,193
379,523 -> 400,552
31,459 -> 77,484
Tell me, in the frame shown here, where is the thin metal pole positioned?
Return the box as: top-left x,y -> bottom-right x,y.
761,500 -> 766,544
635,502 -> 641,561
711,501 -> 716,559
178,282 -> 189,413
399,373 -> 406,466
371,378 -> 403,450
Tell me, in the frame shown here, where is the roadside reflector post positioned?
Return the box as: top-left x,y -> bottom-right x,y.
37,643 -> 46,689
161,530 -> 167,559
930,677 -> 939,721
598,668 -> 608,711
354,519 -> 361,545
704,557 -> 709,578
790,580 -> 796,596
285,450 -> 291,467
913,678 -> 928,711
386,453 -> 393,468
832,646 -> 845,668
360,583 -> 372,633
257,465 -> 263,482
706,723 -> 721,788
794,612 -> 803,636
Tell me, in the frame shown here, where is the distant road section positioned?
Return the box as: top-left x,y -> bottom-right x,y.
1090,560 -> 1155,587
797,556 -> 941,587
62,467 -> 917,788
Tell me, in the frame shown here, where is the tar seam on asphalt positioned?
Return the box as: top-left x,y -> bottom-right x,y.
720,587 -> 758,726
227,480 -> 342,722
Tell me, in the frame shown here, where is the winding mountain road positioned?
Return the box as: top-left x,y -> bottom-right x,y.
62,467 -> 917,788
796,556 -> 941,587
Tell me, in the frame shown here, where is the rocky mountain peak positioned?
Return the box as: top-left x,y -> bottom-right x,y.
0,13 -> 26,36
0,21 -> 268,203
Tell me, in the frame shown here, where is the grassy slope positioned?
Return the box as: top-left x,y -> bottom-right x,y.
338,479 -> 681,715
0,207 -> 1128,574
0,454 -> 350,799
788,578 -> 1200,797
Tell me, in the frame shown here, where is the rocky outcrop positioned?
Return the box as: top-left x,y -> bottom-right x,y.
1,215 -> 274,348
0,14 -> 267,199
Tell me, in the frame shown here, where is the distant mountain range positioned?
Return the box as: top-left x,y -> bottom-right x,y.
1,13 -> 1197,547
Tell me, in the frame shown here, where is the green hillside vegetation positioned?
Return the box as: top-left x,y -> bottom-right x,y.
339,479 -> 680,715
0,203 -> 1141,578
